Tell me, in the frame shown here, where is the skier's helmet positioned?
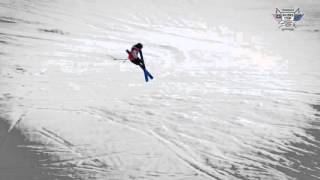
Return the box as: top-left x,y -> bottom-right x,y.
136,43 -> 143,49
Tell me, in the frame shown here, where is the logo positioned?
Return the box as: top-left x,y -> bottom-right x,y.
273,8 -> 304,30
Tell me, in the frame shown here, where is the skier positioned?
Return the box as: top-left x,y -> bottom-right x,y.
126,43 -> 145,68
126,43 -> 153,82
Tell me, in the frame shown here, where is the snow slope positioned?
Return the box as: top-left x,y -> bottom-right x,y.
0,0 -> 320,179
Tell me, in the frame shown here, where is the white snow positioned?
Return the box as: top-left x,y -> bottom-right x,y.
0,0 -> 320,179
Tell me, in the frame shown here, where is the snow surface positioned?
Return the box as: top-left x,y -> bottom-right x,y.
0,0 -> 320,179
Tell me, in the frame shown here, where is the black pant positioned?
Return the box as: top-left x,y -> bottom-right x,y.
130,58 -> 145,69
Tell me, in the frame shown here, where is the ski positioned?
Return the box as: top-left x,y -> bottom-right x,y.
142,68 -> 153,82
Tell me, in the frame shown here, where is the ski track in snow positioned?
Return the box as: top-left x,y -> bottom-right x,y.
1,0 -> 320,180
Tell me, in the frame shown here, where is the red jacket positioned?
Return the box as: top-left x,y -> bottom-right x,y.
127,47 -> 140,61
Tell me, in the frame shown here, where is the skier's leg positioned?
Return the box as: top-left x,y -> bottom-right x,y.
130,59 -> 140,66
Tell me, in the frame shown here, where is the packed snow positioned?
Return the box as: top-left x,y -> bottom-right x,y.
0,0 -> 320,179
